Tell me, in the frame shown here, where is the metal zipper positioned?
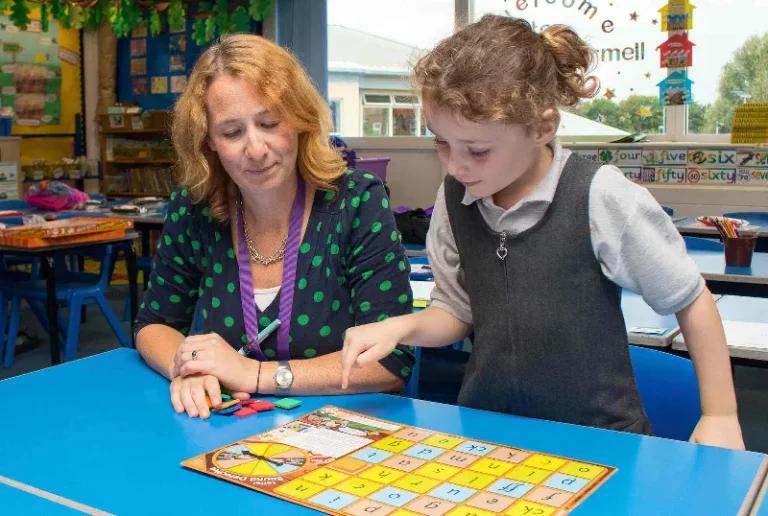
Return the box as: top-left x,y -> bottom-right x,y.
496,230 -> 508,260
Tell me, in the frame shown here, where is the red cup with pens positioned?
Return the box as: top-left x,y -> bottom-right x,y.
704,216 -> 758,267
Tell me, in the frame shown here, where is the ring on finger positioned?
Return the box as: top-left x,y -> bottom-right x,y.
192,349 -> 198,360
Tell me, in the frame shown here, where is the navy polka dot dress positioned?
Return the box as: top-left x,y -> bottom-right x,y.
134,170 -> 415,381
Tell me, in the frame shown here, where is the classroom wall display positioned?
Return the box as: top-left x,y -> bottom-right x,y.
0,15 -> 61,126
118,15 -> 263,110
565,145 -> 768,186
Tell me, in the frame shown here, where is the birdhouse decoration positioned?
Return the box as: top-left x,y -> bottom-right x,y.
657,71 -> 694,106
657,33 -> 695,68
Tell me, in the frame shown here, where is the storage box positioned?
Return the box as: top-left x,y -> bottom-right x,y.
0,217 -> 133,248
353,157 -> 390,182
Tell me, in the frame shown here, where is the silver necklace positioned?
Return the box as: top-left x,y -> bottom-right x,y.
240,198 -> 288,266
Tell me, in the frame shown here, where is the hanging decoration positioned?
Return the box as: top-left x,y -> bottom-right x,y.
656,0 -> 695,105
656,32 -> 695,68
0,0 -> 272,38
657,71 -> 693,105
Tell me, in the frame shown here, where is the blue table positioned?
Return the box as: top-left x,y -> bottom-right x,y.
673,295 -> 768,363
0,349 -> 765,515
622,290 -> 682,347
688,248 -> 768,298
0,482 -> 88,514
752,479 -> 768,516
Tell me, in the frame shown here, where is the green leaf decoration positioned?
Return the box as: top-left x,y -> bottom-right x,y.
9,0 -> 30,31
204,16 -> 217,42
192,18 -> 207,46
60,4 -> 71,29
0,0 -> 11,15
231,6 -> 250,33
121,0 -> 143,32
258,0 -> 273,19
214,0 -> 229,34
50,0 -> 65,20
40,2 -> 49,32
109,1 -> 127,38
167,0 -> 185,32
148,9 -> 163,36
248,0 -> 262,20
69,5 -> 85,30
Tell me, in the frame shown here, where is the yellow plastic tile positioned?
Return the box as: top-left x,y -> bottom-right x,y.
392,474 -> 442,494
559,461 -> 606,480
371,436 -> 417,454
422,434 -> 464,449
335,477 -> 385,497
522,454 -> 567,472
301,467 -> 349,487
274,479 -> 325,500
413,463 -> 462,481
449,470 -> 496,490
358,465 -> 406,484
469,458 -> 515,476
505,466 -> 551,484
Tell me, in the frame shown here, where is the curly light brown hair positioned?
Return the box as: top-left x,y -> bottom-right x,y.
172,34 -> 346,222
413,15 -> 599,128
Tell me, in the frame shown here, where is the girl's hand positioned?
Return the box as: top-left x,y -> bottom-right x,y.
689,414 -> 745,450
341,319 -> 404,389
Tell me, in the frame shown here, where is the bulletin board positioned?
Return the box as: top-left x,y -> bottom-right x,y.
118,17 -> 262,110
4,4 -> 81,164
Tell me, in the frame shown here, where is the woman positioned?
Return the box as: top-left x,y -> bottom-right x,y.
135,34 -> 414,419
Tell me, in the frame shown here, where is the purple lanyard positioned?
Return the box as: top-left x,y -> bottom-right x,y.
236,178 -> 305,361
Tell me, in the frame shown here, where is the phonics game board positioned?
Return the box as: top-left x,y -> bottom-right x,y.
182,406 -> 616,516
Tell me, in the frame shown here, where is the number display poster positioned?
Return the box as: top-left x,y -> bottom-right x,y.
0,15 -> 61,126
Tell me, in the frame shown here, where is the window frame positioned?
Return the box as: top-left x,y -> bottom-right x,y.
332,0 -> 727,143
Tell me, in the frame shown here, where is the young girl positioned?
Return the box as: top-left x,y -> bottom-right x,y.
341,15 -> 744,449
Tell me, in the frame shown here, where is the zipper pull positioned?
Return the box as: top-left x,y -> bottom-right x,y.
496,231 -> 508,260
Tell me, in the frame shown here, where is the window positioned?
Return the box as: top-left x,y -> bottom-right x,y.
330,99 -> 342,134
329,0 -> 762,141
327,0 -> 454,137
361,93 -> 424,136
683,0 -> 767,135
473,0 -> 668,138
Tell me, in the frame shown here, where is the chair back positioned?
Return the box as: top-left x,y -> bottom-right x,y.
683,236 -> 724,252
629,345 -> 701,441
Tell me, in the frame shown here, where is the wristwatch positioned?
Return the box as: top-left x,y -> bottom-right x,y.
274,361 -> 294,396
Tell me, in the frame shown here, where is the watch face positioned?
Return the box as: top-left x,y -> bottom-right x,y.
275,367 -> 293,389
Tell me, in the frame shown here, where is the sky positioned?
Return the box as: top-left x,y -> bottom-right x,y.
328,0 -> 768,105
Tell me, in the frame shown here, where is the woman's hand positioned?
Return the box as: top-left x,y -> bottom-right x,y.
176,333 -> 257,395
170,374 -> 222,419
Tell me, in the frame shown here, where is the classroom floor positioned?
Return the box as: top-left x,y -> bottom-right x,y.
1,287 -> 767,454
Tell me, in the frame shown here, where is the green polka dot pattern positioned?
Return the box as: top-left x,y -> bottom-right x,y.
134,175 -> 414,384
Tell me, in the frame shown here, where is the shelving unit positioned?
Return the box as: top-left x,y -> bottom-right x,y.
98,111 -> 176,197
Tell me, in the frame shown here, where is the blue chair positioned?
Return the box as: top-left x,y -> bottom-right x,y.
0,200 -> 28,210
661,205 -> 674,216
0,244 -> 130,367
683,236 -> 724,252
629,345 -> 701,441
723,211 -> 768,227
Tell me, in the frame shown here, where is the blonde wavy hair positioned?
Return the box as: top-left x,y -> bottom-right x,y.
413,15 -> 599,128
172,34 -> 346,222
